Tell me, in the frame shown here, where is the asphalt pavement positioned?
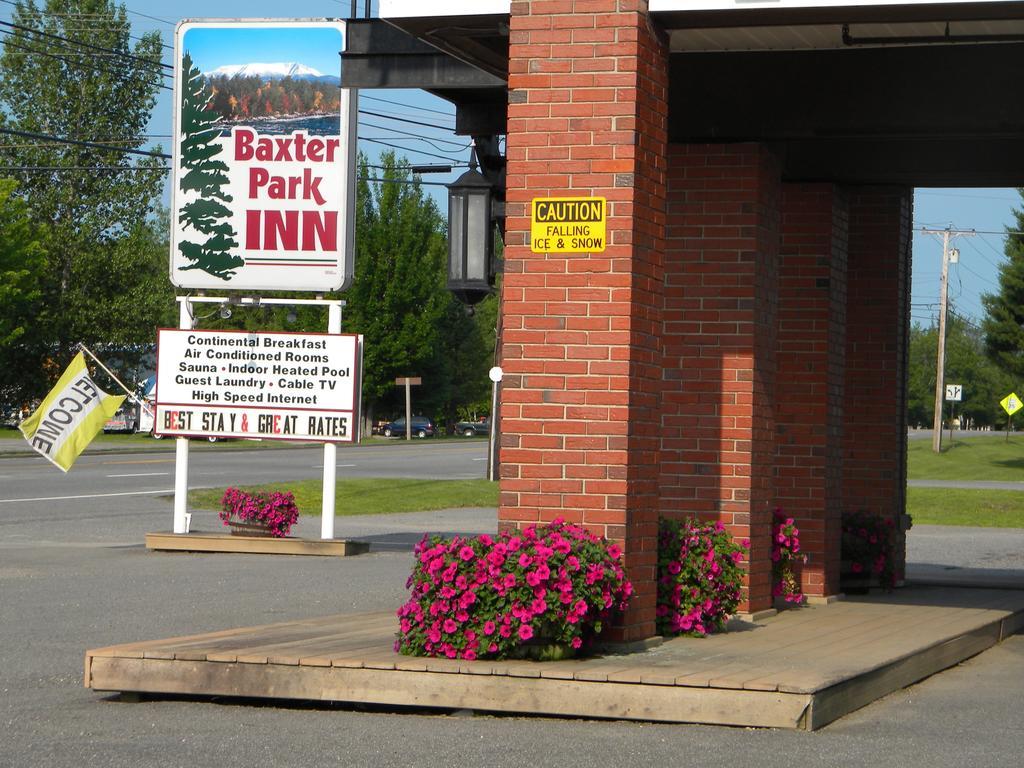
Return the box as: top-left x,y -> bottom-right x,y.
1,434 -> 1023,766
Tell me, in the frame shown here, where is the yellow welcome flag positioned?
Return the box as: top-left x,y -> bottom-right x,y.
18,353 -> 126,472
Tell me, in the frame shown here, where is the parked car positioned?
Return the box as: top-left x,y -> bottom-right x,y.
455,418 -> 490,437
103,406 -> 137,433
382,416 -> 435,438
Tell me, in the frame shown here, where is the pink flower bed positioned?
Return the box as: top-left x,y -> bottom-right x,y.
219,487 -> 300,538
396,519 -> 632,660
656,518 -> 748,637
772,510 -> 807,604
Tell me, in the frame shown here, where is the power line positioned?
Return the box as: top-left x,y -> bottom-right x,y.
0,17 -> 171,71
360,136 -> 464,163
0,127 -> 169,159
0,165 -> 167,171
358,108 -> 455,132
916,190 -> 1021,204
360,93 -> 455,118
0,30 -> 171,90
359,119 -> 469,150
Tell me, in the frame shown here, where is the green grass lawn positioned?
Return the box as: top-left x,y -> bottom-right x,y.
189,477 -> 499,517
907,487 -> 1024,527
907,435 -> 1024,481
907,435 -> 1024,527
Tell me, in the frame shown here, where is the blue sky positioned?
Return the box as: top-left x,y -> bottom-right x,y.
0,0 -> 1019,325
182,24 -> 344,75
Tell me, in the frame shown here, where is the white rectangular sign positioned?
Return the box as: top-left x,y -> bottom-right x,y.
170,20 -> 356,292
945,384 -> 962,402
155,329 -> 359,442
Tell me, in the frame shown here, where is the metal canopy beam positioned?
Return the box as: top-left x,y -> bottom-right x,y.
341,19 -> 506,90
341,19 -> 508,135
776,137 -> 1024,186
669,42 -> 1024,186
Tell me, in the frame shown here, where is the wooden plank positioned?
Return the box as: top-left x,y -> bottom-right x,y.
144,532 -> 370,557
87,612 -> 380,658
807,624 -> 1002,729
87,657 -> 812,729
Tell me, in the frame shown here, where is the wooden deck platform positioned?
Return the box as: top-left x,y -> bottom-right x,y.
85,585 -> 1024,730
144,531 -> 370,557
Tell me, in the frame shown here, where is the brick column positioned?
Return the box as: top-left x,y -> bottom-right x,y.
661,143 -> 781,613
843,187 -> 912,581
776,184 -> 848,598
500,1 -> 668,639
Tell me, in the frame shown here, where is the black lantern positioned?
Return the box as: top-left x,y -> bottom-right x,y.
447,161 -> 494,305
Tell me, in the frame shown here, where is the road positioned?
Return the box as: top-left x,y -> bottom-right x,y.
1,439 -> 1023,766
0,440 -> 490,544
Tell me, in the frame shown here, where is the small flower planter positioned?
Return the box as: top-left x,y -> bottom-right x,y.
219,488 -> 300,539
226,520 -> 276,538
839,560 -> 883,594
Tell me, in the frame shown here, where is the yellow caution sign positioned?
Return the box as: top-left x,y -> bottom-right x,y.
1001,392 -> 1022,416
531,197 -> 606,253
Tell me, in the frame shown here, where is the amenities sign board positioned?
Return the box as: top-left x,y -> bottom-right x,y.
530,196 -> 606,253
155,329 -> 359,442
170,20 -> 356,291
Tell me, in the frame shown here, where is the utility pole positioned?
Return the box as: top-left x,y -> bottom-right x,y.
921,226 -> 975,453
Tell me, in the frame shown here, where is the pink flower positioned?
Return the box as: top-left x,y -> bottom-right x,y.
518,624 -> 534,641
483,620 -> 496,636
570,637 -> 582,649
443,619 -> 457,633
459,545 -> 475,561
668,560 -> 681,575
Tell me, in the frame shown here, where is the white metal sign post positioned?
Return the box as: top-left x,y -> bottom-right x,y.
166,20 -> 360,540
165,297 -> 359,538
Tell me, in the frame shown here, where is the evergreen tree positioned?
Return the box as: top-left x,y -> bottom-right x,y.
0,179 -> 47,408
344,152 -> 494,427
982,189 -> 1024,380
907,315 -> 1014,429
0,0 -> 172,397
177,51 -> 243,280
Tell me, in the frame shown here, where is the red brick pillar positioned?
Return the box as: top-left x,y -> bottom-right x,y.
843,187 -> 912,581
661,143 -> 781,613
500,1 -> 668,639
776,184 -> 848,598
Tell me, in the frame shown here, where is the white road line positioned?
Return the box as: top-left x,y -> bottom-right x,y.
0,489 -> 173,504
312,464 -> 357,469
106,472 -> 170,478
472,457 -> 487,462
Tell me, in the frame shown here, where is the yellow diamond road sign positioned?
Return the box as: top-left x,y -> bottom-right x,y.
531,197 -> 606,253
1001,393 -> 1022,416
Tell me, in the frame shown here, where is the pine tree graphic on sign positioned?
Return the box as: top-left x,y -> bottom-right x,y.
177,51 -> 243,280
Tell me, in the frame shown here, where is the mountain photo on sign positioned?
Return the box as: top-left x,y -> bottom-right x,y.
171,23 -> 352,292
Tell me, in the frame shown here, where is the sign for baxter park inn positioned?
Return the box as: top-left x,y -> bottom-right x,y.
155,329 -> 360,442
170,20 -> 357,291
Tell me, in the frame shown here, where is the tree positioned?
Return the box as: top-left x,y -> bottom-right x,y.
0,178 -> 47,407
343,152 -> 495,427
907,314 -> 1014,430
0,1 -> 172,397
177,51 -> 242,280
982,189 -> 1024,380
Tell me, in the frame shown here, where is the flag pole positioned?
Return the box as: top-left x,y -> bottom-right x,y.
77,343 -> 151,415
